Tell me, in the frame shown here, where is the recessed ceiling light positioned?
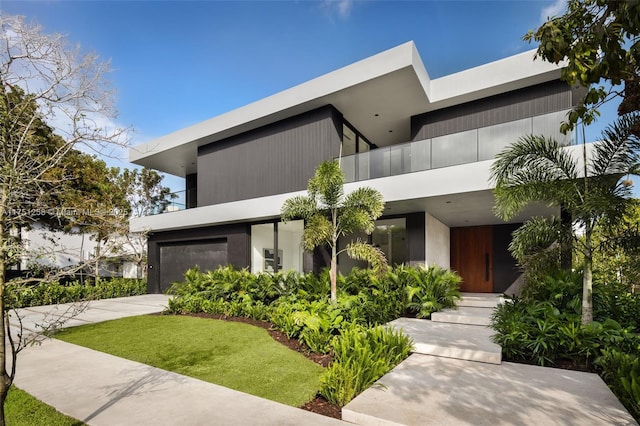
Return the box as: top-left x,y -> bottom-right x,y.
445,201 -> 452,204
388,130 -> 393,133
374,113 -> 379,117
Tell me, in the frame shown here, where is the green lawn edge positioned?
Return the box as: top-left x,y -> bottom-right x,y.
55,315 -> 324,407
7,386 -> 83,426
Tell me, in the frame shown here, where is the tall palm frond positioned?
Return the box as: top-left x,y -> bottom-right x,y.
491,135 -> 581,219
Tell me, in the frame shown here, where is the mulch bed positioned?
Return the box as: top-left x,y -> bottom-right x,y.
169,312 -> 341,419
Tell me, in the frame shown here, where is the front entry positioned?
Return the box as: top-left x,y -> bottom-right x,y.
451,226 -> 493,293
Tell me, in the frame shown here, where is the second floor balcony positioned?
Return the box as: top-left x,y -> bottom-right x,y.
341,110 -> 574,183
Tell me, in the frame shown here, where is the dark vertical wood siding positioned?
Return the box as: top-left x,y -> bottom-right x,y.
197,106 -> 342,206
411,80 -> 573,141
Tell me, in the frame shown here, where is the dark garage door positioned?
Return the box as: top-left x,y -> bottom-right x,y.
159,239 -> 228,292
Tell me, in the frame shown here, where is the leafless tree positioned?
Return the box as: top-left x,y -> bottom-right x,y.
0,15 -> 128,424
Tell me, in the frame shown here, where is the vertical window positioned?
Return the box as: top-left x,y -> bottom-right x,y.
342,124 -> 356,156
251,223 -> 274,273
278,220 -> 304,273
251,220 -> 304,273
372,218 -> 407,266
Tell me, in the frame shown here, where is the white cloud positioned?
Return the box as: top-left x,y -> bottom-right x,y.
540,0 -> 567,22
322,0 -> 353,19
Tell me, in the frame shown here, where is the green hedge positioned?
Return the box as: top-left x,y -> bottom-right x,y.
5,278 -> 147,308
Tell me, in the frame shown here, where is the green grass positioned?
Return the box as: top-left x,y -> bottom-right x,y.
6,386 -> 82,426
55,315 -> 324,407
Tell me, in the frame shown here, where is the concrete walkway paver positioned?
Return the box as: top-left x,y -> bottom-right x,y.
15,339 -> 343,426
346,294 -> 638,426
12,295 -> 345,426
10,294 -> 172,335
388,317 -> 502,364
343,353 -> 637,425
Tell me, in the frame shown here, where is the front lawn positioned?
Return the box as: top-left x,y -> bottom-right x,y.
55,315 -> 323,407
7,386 -> 82,426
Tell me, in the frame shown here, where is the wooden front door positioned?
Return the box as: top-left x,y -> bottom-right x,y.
451,226 -> 493,293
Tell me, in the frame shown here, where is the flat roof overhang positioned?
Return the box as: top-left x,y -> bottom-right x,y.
129,41 -> 563,177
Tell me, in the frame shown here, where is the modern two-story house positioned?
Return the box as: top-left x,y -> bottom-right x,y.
130,41 -> 582,294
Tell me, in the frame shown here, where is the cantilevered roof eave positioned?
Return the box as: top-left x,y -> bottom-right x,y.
129,41 -> 424,172
129,43 -> 565,177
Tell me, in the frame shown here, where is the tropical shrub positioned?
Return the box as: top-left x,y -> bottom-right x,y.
319,324 -> 413,406
340,268 -> 406,325
519,270 -> 640,332
401,265 -> 461,318
294,300 -> 345,353
491,297 -> 640,367
598,349 -> 640,421
267,298 -> 306,338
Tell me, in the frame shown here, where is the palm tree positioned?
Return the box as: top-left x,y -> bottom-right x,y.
490,113 -> 640,324
281,160 -> 387,302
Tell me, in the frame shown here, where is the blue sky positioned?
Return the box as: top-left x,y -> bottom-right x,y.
0,0 -> 624,193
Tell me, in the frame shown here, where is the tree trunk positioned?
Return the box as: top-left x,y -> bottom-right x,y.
0,200 -> 10,426
95,241 -> 100,284
329,243 -> 337,302
0,252 -> 11,426
330,209 -> 338,303
582,223 -> 594,324
0,280 -> 7,426
560,206 -> 573,270
580,127 -> 593,325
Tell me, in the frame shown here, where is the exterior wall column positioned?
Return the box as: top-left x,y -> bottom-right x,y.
425,212 -> 450,269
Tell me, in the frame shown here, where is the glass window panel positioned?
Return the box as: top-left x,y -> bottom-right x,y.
372,218 -> 407,266
478,118 -> 532,161
533,110 -> 572,146
410,139 -> 431,172
358,138 -> 370,153
357,151 -> 370,181
369,148 -> 388,179
389,146 -> 404,175
388,145 -> 412,175
251,223 -> 274,273
431,129 -> 477,168
277,220 -> 304,273
342,125 -> 356,156
341,155 -> 356,183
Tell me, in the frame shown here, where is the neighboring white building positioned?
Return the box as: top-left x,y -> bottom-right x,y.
18,222 -> 145,279
129,41 -> 584,294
